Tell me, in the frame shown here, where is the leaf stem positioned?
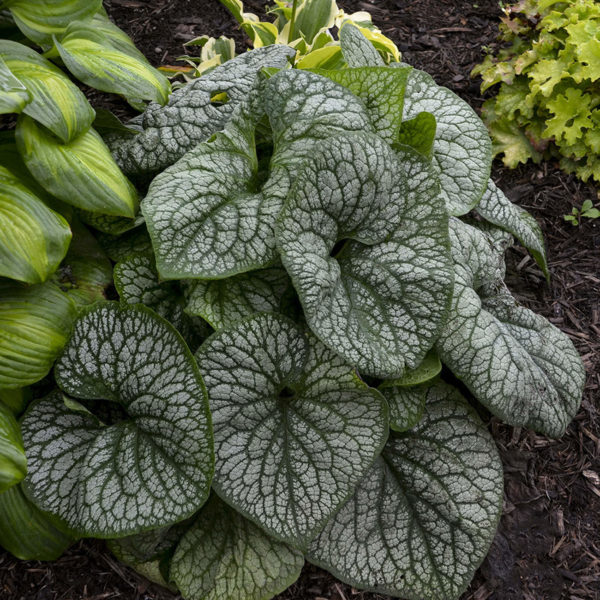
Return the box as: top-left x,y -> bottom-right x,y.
288,0 -> 298,44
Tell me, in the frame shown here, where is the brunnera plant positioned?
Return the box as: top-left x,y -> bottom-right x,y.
2,20 -> 585,600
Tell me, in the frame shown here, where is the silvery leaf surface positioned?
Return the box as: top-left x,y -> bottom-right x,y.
277,135 -> 453,378
339,24 -> 385,67
21,303 -> 213,537
195,313 -> 388,549
170,496 -> 304,600
436,219 -> 585,438
308,382 -> 503,600
108,45 -> 295,175
475,179 -> 549,280
402,68 -> 492,216
142,70 -> 372,280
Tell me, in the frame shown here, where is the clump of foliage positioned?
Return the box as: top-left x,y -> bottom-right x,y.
472,0 -> 600,182
0,5 -> 586,600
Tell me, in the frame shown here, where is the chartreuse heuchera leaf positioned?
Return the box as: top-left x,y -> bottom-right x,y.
170,496 -> 304,600
309,382 -> 503,600
0,40 -> 94,143
3,0 -> 101,45
143,69 -> 373,279
436,219 -> 585,438
21,303 -> 213,537
277,133 -> 453,377
0,400 -> 27,492
0,164 -> 71,284
196,313 -> 388,548
109,45 -> 295,175
16,115 -> 138,217
0,280 -> 77,389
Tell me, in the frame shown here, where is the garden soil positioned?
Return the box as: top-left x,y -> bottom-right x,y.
1,1 -> 599,599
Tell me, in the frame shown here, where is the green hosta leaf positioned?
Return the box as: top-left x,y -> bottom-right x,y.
397,111 -> 437,158
0,164 -> 71,284
21,303 -> 213,537
0,387 -> 32,416
171,496 -> 304,600
402,67 -> 492,215
309,382 -> 503,600
55,21 -> 171,105
0,55 -> 29,113
4,0 -> 101,45
143,69 -> 372,279
277,134 -> 453,378
475,179 -> 549,281
0,40 -> 94,143
0,484 -> 76,560
16,115 -> 138,218
436,219 -> 585,438
185,267 -> 293,329
52,219 -> 113,305
0,401 -> 26,492
114,254 -> 203,343
316,66 -> 410,143
196,313 -> 388,548
0,280 -> 77,389
109,45 -> 295,175
339,23 -> 385,67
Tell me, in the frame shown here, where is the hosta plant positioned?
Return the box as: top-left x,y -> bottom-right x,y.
472,0 -> 600,182
1,16 -> 585,600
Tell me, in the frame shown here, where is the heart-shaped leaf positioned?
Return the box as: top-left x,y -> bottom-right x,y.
16,115 -> 138,218
143,69 -> 372,280
339,23 -> 385,67
402,67 -> 492,216
196,313 -> 388,548
185,266 -> 293,330
0,164 -> 71,284
109,45 -> 296,175
0,40 -> 94,142
309,382 -> 503,600
171,496 -> 304,600
0,400 -> 27,492
277,134 -> 453,378
21,303 -> 213,537
436,219 -> 585,438
475,179 -> 549,281
0,280 -> 77,388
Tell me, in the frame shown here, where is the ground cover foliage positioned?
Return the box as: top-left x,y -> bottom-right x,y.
0,1 -> 593,600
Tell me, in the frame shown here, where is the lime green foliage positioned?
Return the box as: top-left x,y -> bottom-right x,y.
472,0 -> 600,182
564,198 -> 600,225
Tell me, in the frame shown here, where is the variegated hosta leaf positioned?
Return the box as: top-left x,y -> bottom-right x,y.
4,0 -> 101,45
0,483 -> 76,560
21,303 -> 213,537
171,497 -> 304,600
0,55 -> 30,113
292,0 -> 337,45
379,351 -> 442,431
475,179 -> 549,281
339,23 -> 385,67
108,45 -> 295,175
436,219 -> 585,438
0,164 -> 71,284
143,69 -> 372,279
0,401 -> 27,492
185,266 -> 293,330
196,313 -> 388,548
277,134 -> 453,378
114,254 -> 205,345
402,67 -> 492,216
0,40 -> 94,143
55,21 -> 171,105
16,115 -> 138,218
316,66 -> 410,143
308,382 -> 504,600
0,280 -> 77,389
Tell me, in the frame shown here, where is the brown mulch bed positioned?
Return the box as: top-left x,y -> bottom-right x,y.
2,0 -> 599,599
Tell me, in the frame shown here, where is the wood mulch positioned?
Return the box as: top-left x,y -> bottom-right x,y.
1,1 -> 599,599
